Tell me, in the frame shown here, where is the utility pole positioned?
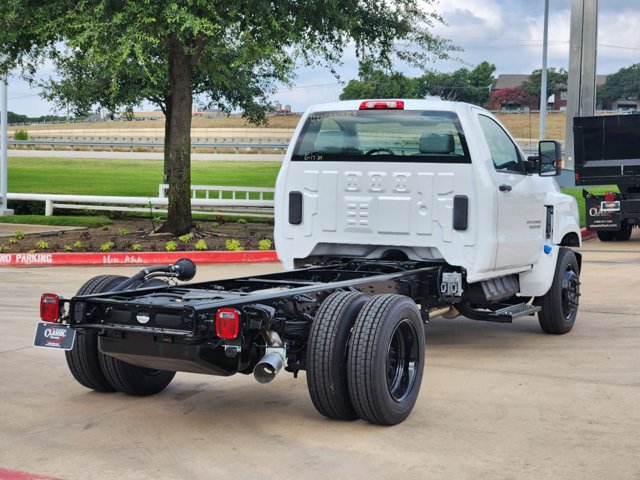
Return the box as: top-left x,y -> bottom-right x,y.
539,0 -> 550,140
0,77 -> 13,216
566,0 -> 598,171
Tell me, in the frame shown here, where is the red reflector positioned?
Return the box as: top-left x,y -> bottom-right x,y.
40,293 -> 60,322
604,191 -> 616,202
216,308 -> 240,339
575,172 -> 580,181
359,100 -> 404,110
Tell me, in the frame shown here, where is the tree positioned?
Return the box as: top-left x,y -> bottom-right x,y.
489,87 -> 536,110
339,61 -> 495,106
521,67 -> 568,102
1,1 -> 453,235
598,64 -> 640,104
340,66 -> 419,100
417,61 -> 495,105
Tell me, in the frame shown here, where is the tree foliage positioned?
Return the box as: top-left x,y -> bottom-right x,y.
0,0 -> 453,235
598,64 -> 640,103
489,87 -> 536,109
521,67 -> 568,100
340,65 -> 419,100
417,61 -> 495,105
340,61 -> 496,106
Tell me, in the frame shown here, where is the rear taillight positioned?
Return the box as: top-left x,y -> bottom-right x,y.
604,191 -> 616,202
40,293 -> 60,322
215,308 -> 240,339
359,100 -> 404,110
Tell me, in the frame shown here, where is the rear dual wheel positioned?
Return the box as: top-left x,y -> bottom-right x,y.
65,275 -> 175,396
307,292 -> 425,426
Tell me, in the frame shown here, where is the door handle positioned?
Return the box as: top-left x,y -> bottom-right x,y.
499,184 -> 512,192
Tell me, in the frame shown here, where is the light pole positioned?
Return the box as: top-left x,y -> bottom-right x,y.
540,0 -> 550,140
0,76 -> 13,216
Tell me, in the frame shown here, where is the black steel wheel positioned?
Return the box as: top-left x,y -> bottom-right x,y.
98,354 -> 176,396
347,294 -> 425,425
537,248 -> 580,334
65,275 -> 127,392
306,291 -> 367,421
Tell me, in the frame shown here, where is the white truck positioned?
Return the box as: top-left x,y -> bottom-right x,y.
35,99 -> 581,425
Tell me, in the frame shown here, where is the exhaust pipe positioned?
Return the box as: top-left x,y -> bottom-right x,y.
253,331 -> 286,384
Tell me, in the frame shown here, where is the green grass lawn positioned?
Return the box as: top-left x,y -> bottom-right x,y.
8,157 -> 281,196
8,156 -> 614,230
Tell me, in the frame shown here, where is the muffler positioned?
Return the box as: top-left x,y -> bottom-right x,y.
253,331 -> 286,384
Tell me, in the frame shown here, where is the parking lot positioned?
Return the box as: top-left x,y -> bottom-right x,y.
1,234 -> 639,480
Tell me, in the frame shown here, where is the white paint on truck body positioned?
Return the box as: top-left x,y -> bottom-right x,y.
274,99 -> 580,291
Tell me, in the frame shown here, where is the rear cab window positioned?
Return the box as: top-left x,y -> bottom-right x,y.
291,110 -> 471,163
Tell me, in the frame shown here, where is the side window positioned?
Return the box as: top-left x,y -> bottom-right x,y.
478,115 -> 523,173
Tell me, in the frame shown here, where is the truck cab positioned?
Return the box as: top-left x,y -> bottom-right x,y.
275,99 -> 580,286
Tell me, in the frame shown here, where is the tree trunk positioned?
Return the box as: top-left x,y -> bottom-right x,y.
157,38 -> 193,235
162,98 -> 172,184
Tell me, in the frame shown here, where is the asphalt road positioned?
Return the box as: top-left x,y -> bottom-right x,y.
1,234 -> 639,480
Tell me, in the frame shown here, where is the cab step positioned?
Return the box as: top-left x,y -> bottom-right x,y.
489,303 -> 541,322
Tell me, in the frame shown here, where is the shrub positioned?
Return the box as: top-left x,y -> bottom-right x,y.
73,241 -> 83,249
100,241 -> 115,251
101,226 -> 110,231
14,231 -> 25,240
178,233 -> 193,243
36,240 -> 49,250
132,244 -> 142,251
258,239 -> 272,251
118,228 -> 129,236
237,218 -> 247,224
14,129 -> 28,141
63,245 -> 73,252
8,237 -> 18,244
0,245 -> 9,252
194,239 -> 208,251
225,239 -> 244,251
165,240 -> 177,252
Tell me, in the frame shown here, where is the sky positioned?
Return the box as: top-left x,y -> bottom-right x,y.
6,0 -> 640,117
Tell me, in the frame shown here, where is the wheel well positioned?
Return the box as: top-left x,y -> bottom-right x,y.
560,232 -> 580,247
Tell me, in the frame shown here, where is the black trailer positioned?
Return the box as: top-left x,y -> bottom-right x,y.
574,114 -> 640,241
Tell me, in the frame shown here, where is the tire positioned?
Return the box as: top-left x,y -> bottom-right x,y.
98,355 -> 176,396
537,248 -> 580,334
614,222 -> 633,241
65,275 -> 127,392
347,294 -> 425,426
306,291 -> 367,421
596,230 -> 615,242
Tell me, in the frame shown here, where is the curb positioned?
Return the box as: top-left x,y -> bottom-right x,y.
0,250 -> 279,267
581,227 -> 597,241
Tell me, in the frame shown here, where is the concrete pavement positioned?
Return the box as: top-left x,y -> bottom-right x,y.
0,234 -> 639,480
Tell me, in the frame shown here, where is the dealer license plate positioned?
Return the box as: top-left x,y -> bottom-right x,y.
33,322 -> 76,350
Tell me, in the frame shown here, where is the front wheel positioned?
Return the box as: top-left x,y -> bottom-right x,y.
347,294 -> 425,425
596,230 -> 615,242
614,222 -> 633,241
537,248 -> 580,334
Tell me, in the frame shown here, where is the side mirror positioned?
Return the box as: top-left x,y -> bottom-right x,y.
538,140 -> 562,177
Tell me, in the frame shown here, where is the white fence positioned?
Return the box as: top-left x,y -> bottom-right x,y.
8,185 -> 275,218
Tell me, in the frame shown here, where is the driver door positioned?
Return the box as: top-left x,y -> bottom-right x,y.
477,114 -> 546,270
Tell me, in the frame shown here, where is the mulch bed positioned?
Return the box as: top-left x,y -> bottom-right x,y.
1,218 -> 275,254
